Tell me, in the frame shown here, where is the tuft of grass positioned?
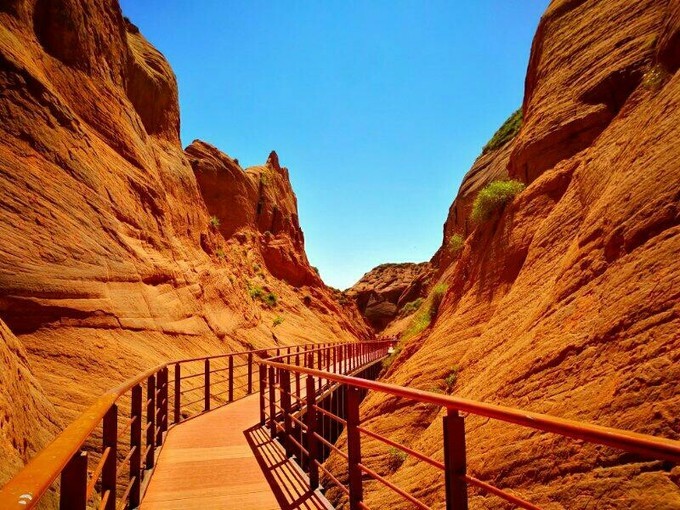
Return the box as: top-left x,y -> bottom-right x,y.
482,109 -> 522,154
402,284 -> 448,340
272,315 -> 284,327
471,180 -> 525,223
209,215 -> 220,229
215,248 -> 226,259
248,284 -> 264,300
386,447 -> 408,472
444,366 -> 459,393
248,282 -> 277,308
642,64 -> 669,90
448,233 -> 464,257
311,266 -> 320,275
401,298 -> 424,316
264,292 -> 277,308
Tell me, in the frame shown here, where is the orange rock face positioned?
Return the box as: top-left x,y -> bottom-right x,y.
0,0 -> 369,481
345,263 -> 431,331
326,1 -> 680,508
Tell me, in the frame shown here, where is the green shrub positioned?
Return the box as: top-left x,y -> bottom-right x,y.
311,266 -> 320,275
402,284 -> 448,339
209,215 -> 220,229
401,298 -> 424,316
482,109 -> 522,154
215,248 -> 226,259
642,64 -> 669,90
386,447 -> 408,472
273,315 -> 284,327
444,366 -> 459,392
248,284 -> 264,300
471,180 -> 525,223
264,292 -> 277,308
448,234 -> 464,257
429,283 -> 448,318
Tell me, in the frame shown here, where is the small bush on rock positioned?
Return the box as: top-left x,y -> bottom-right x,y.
471,180 -> 525,223
444,366 -> 459,392
448,234 -> 464,257
482,109 -> 522,154
387,447 -> 407,472
401,298 -> 424,316
209,215 -> 220,229
273,315 -> 284,327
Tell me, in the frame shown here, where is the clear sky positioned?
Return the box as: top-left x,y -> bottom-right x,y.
119,0 -> 548,290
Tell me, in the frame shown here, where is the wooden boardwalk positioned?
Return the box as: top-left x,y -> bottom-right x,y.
141,393 -> 332,510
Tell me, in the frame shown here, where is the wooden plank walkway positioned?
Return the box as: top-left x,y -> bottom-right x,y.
140,392 -> 332,510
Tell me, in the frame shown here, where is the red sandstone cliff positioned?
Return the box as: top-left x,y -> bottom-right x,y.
0,0 -> 368,481
326,1 -> 680,508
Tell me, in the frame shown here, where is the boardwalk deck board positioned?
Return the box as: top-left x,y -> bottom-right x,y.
141,391 -> 332,510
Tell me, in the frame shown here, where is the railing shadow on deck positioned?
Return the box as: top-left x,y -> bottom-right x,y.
244,424 -> 333,510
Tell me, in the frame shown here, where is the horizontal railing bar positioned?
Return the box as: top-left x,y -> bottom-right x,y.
261,357 -> 680,463
287,435 -> 309,457
314,460 -> 349,495
180,384 -> 206,395
289,413 -> 307,431
118,445 -> 137,476
86,446 -> 111,499
179,372 -> 204,381
357,425 -> 444,470
313,405 -> 347,426
358,462 -> 430,509
465,475 -> 541,510
313,432 -> 348,459
98,490 -> 111,510
118,475 -> 137,510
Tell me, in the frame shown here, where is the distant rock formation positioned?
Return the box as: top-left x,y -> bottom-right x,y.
345,263 -> 431,331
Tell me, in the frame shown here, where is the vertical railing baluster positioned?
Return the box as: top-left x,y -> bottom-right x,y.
102,405 -> 117,510
155,370 -> 164,446
204,358 -> 211,411
259,364 -> 266,425
174,363 -> 181,424
229,355 -> 234,402
306,375 -> 319,490
295,352 -> 301,401
130,384 -> 142,508
161,366 -> 169,439
59,450 -> 87,510
247,352 -> 253,394
146,375 -> 156,469
444,409 -> 468,510
346,386 -> 363,510
281,370 -> 293,457
268,366 -> 276,438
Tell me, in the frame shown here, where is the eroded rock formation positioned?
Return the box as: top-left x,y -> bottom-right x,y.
325,0 -> 680,508
0,0 -> 369,481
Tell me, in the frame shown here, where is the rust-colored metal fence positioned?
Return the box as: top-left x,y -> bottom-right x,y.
0,342 -> 343,510
261,344 -> 680,510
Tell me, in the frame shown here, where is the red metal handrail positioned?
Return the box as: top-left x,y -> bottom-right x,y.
261,342 -> 680,510
0,341 -> 347,509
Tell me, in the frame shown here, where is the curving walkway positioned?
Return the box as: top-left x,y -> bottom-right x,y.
140,390 -> 331,510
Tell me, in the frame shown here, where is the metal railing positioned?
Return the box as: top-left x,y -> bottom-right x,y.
0,342 -> 342,510
261,344 -> 680,510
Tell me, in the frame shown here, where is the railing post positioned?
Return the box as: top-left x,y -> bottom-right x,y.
161,366 -> 169,438
346,386 -> 363,510
444,409 -> 468,510
102,405 -> 117,510
174,363 -> 181,423
146,375 -> 156,469
281,370 -> 293,457
306,375 -> 319,489
155,369 -> 165,446
130,384 -> 142,508
229,355 -> 234,402
295,352 -> 301,401
259,364 -> 266,425
204,358 -> 211,411
268,366 -> 277,438
317,348 -> 322,371
59,450 -> 87,510
247,352 -> 253,394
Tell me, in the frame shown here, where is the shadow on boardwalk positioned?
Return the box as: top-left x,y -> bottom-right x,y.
244,425 -> 333,510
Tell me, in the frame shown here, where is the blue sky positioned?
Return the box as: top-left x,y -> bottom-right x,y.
120,0 -> 548,290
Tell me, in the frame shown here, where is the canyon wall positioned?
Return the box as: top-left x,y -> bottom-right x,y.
0,0 -> 368,480
327,0 -> 680,508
